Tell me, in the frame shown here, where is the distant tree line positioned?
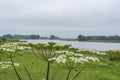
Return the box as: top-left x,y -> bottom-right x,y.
1,34 -> 60,40
78,34 -> 120,41
2,34 -> 40,39
1,34 -> 120,41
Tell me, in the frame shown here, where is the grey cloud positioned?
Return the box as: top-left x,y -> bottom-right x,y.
0,0 -> 120,37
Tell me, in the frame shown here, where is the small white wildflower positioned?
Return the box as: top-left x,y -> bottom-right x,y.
66,52 -> 75,56
0,62 -> 20,69
3,64 -> 11,67
3,62 -> 12,64
1,66 -> 8,69
56,55 -> 66,63
54,44 -> 66,47
55,50 -> 69,54
86,57 -> 99,62
96,52 -> 106,55
48,58 -> 56,61
24,47 -> 31,49
74,53 -> 83,57
5,49 -> 15,52
78,57 -> 89,63
17,46 -> 24,50
14,63 -> 20,67
1,64 -> 11,69
69,57 -> 79,63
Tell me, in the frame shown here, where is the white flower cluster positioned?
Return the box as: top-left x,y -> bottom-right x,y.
0,42 -> 31,52
85,56 -> 100,62
69,57 -> 88,63
49,51 -> 99,64
0,61 -> 20,69
53,43 -> 69,47
95,51 -> 106,55
55,51 -> 83,57
0,43 -> 17,52
55,55 -> 66,63
77,49 -> 106,55
48,55 -> 66,63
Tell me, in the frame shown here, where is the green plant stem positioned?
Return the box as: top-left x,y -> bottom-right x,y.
24,64 -> 32,80
66,69 -> 72,80
72,70 -> 82,80
10,56 -> 22,80
46,61 -> 50,80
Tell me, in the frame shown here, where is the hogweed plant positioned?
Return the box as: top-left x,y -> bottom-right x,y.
49,50 -> 100,80
28,42 -> 71,80
0,42 -> 31,80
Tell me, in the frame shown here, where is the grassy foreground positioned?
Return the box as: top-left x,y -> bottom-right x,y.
0,52 -> 120,80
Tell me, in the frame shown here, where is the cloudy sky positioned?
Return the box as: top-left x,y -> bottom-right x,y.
0,0 -> 120,38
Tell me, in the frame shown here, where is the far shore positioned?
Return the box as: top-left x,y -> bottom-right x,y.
20,39 -> 120,43
64,39 -> 120,43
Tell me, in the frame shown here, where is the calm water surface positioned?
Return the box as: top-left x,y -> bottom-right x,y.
24,39 -> 120,51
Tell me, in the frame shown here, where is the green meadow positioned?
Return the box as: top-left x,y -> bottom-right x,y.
0,40 -> 120,80
0,51 -> 120,80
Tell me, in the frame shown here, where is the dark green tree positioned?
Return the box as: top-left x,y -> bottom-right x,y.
3,34 -> 13,39
30,35 -> 40,39
78,35 -> 86,41
50,35 -> 59,40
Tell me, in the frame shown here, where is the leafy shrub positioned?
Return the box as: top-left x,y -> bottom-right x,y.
106,50 -> 120,61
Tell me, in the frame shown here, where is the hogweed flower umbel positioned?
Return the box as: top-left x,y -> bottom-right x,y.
28,42 -> 71,80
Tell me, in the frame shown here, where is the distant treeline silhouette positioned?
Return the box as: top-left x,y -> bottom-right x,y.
0,34 -> 120,41
1,34 -> 60,40
78,34 -> 120,41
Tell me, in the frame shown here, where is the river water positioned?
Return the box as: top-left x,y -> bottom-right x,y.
24,39 -> 120,51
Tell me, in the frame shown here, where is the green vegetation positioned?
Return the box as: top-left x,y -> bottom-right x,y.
106,50 -> 120,61
0,38 -> 20,45
0,52 -> 120,80
2,34 -> 40,39
85,40 -> 120,43
77,34 -> 120,43
0,41 -> 120,80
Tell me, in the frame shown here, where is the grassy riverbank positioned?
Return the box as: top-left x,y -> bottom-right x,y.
86,40 -> 120,43
64,39 -> 120,43
0,39 -> 20,44
0,52 -> 120,80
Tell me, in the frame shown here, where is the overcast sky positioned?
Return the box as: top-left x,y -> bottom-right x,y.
0,0 -> 120,38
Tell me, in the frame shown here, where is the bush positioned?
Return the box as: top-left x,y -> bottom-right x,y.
106,50 -> 120,61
